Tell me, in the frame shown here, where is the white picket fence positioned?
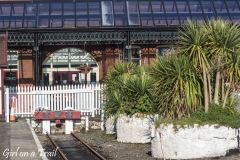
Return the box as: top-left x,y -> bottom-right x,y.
4,84 -> 105,120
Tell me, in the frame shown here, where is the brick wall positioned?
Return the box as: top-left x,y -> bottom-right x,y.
15,45 -> 157,84
18,49 -> 34,84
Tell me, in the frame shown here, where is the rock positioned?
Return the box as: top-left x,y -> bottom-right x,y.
116,114 -> 154,143
105,116 -> 116,134
151,124 -> 239,159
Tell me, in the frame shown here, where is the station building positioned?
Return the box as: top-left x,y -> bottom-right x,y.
0,0 -> 239,85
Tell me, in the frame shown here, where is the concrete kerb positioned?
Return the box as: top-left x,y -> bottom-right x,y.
26,119 -> 48,160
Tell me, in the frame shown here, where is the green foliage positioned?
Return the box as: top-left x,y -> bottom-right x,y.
156,103 -> 240,128
150,54 -> 202,119
104,63 -> 156,117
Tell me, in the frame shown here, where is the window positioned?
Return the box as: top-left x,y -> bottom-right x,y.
50,3 -> 62,15
213,0 -> 230,20
123,46 -> 141,65
126,1 -> 140,25
225,0 -> 240,23
76,2 -> 88,27
89,2 -> 101,26
101,1 -> 114,26
63,3 -> 74,15
25,4 -> 37,16
24,18 -> 36,28
50,18 -> 62,28
176,1 -> 191,24
188,1 -> 205,21
0,4 -> 11,16
151,1 -> 167,26
12,4 -> 24,16
63,18 -> 75,28
38,3 -> 49,15
90,73 -> 96,83
139,1 -> 153,26
156,47 -> 174,56
114,1 -> 128,26
38,18 -> 49,28
163,0 -> 179,25
10,19 -> 23,28
200,1 -> 216,20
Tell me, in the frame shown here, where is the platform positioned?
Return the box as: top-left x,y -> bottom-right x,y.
0,120 -> 43,160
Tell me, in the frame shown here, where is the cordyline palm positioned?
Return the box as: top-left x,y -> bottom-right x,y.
150,55 -> 202,119
178,21 -> 210,112
223,49 -> 240,107
207,20 -> 240,105
104,63 -> 138,117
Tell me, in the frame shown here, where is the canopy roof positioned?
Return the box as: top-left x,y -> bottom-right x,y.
0,0 -> 239,29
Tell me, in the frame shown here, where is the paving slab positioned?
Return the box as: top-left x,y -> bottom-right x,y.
0,120 -> 42,160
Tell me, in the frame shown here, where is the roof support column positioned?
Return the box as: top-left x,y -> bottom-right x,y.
33,33 -> 40,85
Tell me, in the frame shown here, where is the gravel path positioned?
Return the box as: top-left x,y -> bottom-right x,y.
74,130 -> 156,160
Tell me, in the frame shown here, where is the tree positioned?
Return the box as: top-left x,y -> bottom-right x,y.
178,21 -> 210,112
206,20 -> 240,105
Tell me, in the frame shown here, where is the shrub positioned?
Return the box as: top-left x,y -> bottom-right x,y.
150,54 -> 203,119
104,63 -> 156,117
156,103 -> 240,128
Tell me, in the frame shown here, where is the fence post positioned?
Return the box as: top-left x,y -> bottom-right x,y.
5,88 -> 9,123
91,90 -> 95,117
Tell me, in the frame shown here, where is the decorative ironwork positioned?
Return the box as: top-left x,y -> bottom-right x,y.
38,32 -> 126,44
7,31 -> 178,46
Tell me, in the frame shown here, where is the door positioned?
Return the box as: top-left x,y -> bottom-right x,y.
53,72 -> 68,85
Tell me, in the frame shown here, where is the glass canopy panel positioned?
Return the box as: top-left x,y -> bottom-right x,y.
163,0 -> 180,25
76,2 -> 88,27
38,3 -> 49,15
38,17 -> 49,28
214,0 -> 228,13
101,1 -> 114,26
151,1 -> 167,26
63,3 -> 74,15
10,18 -> 23,28
176,1 -> 191,25
126,1 -> 140,25
63,18 -> 75,28
200,1 -> 216,20
88,2 -> 101,26
24,17 -> 36,28
50,17 -> 62,28
25,4 -> 36,16
188,1 -> 205,22
225,0 -> 240,23
0,4 -> 11,16
114,1 -> 128,26
12,4 -> 24,16
0,20 -> 9,28
139,1 -> 153,26
50,3 -> 62,15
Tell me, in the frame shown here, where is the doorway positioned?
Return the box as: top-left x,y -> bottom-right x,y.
42,48 -> 99,85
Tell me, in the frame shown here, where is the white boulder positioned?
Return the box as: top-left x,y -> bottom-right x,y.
117,114 -> 154,143
151,124 -> 239,159
105,116 -> 116,134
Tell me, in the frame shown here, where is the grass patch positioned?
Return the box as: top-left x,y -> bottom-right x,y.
156,104 -> 240,129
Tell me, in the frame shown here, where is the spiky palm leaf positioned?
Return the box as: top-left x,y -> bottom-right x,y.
150,54 -> 202,119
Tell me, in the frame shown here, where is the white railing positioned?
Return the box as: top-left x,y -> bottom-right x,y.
4,84 -> 104,118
